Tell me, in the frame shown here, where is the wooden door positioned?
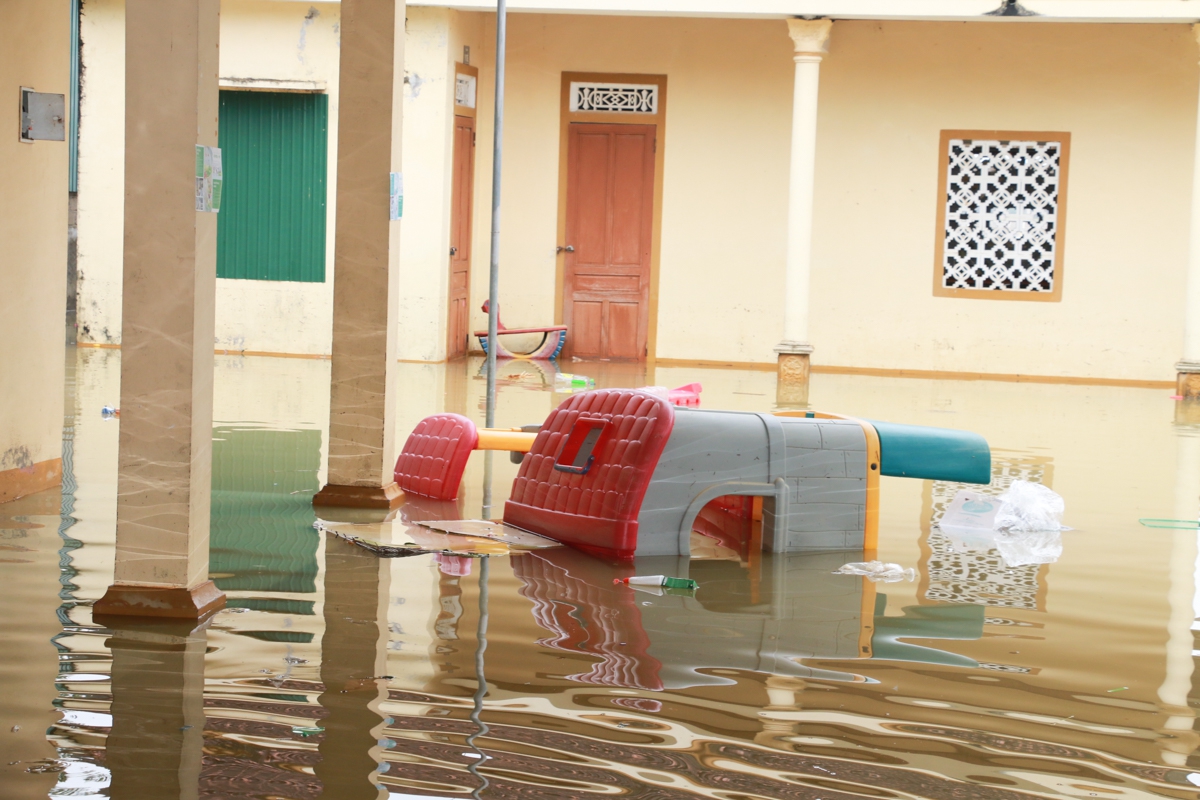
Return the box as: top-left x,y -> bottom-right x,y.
563,123 -> 656,360
447,115 -> 475,358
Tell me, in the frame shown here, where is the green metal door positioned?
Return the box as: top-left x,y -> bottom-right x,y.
217,91 -> 328,282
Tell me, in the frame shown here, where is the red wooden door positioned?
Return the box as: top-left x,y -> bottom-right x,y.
448,115 -> 475,358
563,123 -> 655,360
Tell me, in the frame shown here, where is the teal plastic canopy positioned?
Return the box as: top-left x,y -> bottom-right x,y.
869,421 -> 991,485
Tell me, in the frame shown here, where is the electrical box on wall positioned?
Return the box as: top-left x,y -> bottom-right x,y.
20,87 -> 65,142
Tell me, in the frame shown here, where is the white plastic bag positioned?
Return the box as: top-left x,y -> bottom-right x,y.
993,480 -> 1065,532
834,561 -> 916,583
995,530 -> 1063,567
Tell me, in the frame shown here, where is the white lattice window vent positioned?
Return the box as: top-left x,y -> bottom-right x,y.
941,138 -> 1062,293
569,81 -> 658,114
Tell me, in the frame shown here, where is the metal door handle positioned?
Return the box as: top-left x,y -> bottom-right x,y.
556,245 -> 575,253
450,246 -> 458,256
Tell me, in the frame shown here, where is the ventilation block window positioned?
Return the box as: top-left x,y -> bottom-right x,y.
569,81 -> 658,114
934,131 -> 1070,301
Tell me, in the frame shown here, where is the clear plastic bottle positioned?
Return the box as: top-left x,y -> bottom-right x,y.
553,372 -> 595,391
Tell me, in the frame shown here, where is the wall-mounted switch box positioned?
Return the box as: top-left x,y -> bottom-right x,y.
20,87 -> 65,143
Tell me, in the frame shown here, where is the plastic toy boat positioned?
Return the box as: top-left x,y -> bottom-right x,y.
390,389 -> 991,560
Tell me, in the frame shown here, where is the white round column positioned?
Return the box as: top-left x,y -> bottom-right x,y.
776,18 -> 832,406
1177,25 -> 1200,398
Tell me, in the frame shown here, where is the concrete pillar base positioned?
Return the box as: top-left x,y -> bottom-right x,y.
313,481 -> 404,510
94,580 -> 225,621
776,353 -> 811,407
1177,371 -> 1200,399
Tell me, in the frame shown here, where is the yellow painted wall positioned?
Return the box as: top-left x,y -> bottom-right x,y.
398,7 -> 493,361
0,0 -> 68,493
77,0 -> 342,356
74,7 -> 1200,378
76,0 -> 125,346
456,16 -> 1198,379
812,21 -> 1196,381
215,0 -> 341,355
475,14 -> 793,362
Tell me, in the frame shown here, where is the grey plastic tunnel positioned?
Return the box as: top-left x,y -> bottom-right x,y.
869,421 -> 992,485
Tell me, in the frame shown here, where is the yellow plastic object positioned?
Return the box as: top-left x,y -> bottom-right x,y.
475,428 -> 537,452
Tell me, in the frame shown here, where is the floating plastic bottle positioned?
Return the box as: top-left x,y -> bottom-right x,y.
100,406 -> 119,419
554,372 -> 595,391
613,575 -> 698,590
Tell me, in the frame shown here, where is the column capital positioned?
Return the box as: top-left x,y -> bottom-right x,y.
787,18 -> 833,58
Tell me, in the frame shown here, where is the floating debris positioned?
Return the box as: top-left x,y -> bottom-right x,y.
613,575 -> 698,591
316,518 -> 557,558
1138,518 -> 1199,529
834,561 -> 916,583
292,725 -> 324,737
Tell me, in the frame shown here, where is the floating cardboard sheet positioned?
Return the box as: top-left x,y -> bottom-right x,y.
415,520 -> 558,549
316,519 -> 557,558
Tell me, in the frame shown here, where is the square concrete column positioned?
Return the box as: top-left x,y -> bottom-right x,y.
313,0 -> 407,509
775,19 -> 832,408
94,0 -> 224,620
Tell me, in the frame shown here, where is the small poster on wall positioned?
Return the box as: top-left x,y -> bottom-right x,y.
195,145 -> 223,213
390,172 -> 404,220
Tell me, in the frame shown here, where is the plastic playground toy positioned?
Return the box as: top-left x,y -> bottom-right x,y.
474,300 -> 568,360
385,389 -> 991,560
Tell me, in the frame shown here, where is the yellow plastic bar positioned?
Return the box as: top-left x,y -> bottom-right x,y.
476,428 -> 537,452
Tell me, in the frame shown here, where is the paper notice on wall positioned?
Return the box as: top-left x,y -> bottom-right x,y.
390,172 -> 403,220
195,145 -> 223,213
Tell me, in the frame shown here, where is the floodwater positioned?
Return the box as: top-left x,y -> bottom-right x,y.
3,348 -> 1200,799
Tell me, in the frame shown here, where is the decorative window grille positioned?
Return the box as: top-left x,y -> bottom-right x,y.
569,81 -> 658,114
938,134 -> 1068,297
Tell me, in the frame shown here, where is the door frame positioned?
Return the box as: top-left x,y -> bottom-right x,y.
448,62 -> 478,360
447,113 -> 476,358
556,72 -> 667,361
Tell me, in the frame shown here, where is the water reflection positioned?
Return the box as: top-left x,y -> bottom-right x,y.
7,350 -> 1200,798
104,620 -> 208,800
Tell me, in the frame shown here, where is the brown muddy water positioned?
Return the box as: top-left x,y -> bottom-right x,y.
2,348 -> 1200,799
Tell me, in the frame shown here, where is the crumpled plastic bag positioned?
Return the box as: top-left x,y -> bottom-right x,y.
834,560 -> 916,583
994,480 -> 1066,532
994,529 -> 1063,567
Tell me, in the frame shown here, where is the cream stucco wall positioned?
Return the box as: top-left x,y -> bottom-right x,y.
215,0 -> 341,355
450,15 -> 1198,379
811,20 -> 1197,381
74,4 -> 1200,378
76,0 -> 125,346
0,0 -> 69,484
481,13 -> 794,361
397,8 -> 494,361
77,0 -> 342,356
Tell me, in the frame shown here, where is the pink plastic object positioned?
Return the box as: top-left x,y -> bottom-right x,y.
504,389 -> 676,560
393,413 -> 479,501
668,383 -> 702,407
434,554 -> 473,577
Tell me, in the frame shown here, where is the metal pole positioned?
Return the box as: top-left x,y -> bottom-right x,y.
466,556 -> 491,799
484,0 -> 507,428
